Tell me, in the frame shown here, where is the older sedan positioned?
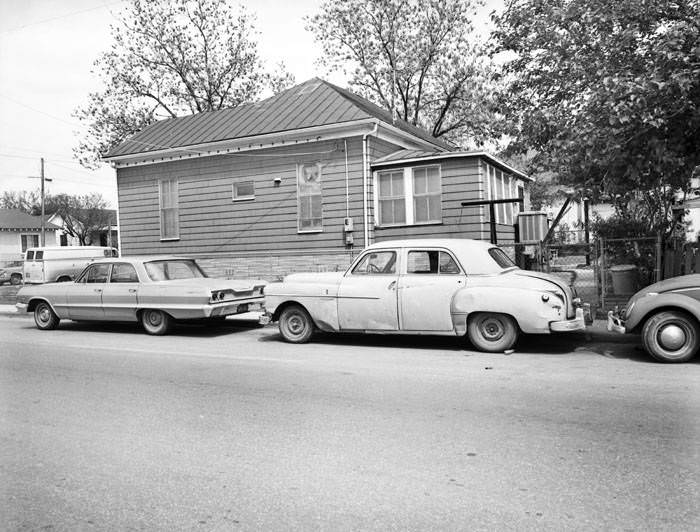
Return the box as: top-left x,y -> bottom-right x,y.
16,256 -> 266,335
608,274 -> 700,363
261,239 -> 588,352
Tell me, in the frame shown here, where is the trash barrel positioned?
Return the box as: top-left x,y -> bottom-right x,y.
610,264 -> 638,294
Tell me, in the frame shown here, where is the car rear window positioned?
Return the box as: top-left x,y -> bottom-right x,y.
144,260 -> 207,281
488,248 -> 517,269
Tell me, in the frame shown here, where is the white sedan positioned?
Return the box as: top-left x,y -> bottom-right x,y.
16,256 -> 266,335
261,239 -> 588,352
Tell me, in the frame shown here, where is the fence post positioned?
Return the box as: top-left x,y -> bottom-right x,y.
655,234 -> 663,282
600,237 -> 606,311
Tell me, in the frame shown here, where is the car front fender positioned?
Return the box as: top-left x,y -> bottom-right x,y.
625,292 -> 700,332
451,286 -> 568,334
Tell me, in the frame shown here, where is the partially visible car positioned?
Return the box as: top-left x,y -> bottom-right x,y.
261,239 -> 589,352
16,256 -> 266,335
0,261 -> 23,285
23,246 -> 119,284
608,274 -> 700,363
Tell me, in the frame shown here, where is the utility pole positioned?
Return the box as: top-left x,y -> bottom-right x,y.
29,157 -> 52,246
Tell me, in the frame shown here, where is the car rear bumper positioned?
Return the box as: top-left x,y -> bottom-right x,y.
549,307 -> 587,332
207,300 -> 263,318
15,302 -> 28,312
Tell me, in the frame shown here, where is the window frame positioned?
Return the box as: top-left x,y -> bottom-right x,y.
297,163 -> 323,233
349,250 -> 398,276
232,180 -> 255,202
20,234 -> 39,252
159,177 -> 180,241
374,164 -> 443,228
405,249 -> 463,275
110,262 -> 140,283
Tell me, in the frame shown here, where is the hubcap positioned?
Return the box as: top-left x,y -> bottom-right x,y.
658,324 -> 686,351
147,312 -> 162,326
38,306 -> 50,323
287,314 -> 305,335
480,318 -> 504,341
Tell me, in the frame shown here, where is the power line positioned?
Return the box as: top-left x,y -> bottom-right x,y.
0,93 -> 80,127
0,1 -> 125,34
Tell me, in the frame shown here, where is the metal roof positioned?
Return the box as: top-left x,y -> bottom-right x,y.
372,149 -> 531,181
0,209 -> 58,231
104,78 -> 452,159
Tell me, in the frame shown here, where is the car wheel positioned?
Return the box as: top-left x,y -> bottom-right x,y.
641,311 -> 700,363
34,301 -> 60,330
10,273 -> 22,285
140,309 -> 172,335
279,305 -> 315,343
467,312 -> 518,353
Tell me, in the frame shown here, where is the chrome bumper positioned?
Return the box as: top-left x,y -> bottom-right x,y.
15,302 -> 27,312
258,312 -> 272,326
606,310 -> 626,334
550,307 -> 587,332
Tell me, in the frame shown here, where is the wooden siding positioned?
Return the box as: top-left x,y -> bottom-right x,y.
372,157 -> 489,242
117,137 -> 403,256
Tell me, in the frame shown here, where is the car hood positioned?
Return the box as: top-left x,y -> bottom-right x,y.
282,272 -> 345,284
633,273 -> 700,296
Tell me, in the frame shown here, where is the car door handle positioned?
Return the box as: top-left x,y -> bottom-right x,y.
387,280 -> 397,290
94,288 -> 102,293
129,289 -> 137,293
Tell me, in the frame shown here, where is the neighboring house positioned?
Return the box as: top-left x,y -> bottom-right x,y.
48,210 -> 119,248
103,78 -> 530,279
0,209 -> 58,261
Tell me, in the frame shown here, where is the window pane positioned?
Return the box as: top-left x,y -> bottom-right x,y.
426,167 -> 440,192
379,173 -> 392,196
414,196 -> 428,223
393,199 -> 406,224
87,264 -> 110,283
428,195 -> 441,222
439,252 -> 460,274
352,251 -> 396,275
407,251 -> 438,274
111,263 -> 138,283
234,181 -> 254,198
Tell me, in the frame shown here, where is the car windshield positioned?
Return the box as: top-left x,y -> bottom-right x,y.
488,248 -> 517,269
144,260 -> 207,281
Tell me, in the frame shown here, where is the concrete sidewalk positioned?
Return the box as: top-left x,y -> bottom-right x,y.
0,303 -> 637,344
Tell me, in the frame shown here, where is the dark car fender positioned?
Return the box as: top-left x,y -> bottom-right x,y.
625,292 -> 700,332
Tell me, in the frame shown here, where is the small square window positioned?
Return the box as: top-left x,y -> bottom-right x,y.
233,181 -> 255,201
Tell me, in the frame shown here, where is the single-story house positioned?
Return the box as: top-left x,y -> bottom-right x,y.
48,210 -> 119,248
103,78 -> 531,279
0,209 -> 59,261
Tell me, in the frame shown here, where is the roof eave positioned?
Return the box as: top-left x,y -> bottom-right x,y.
372,151 -> 531,181
103,118 -> 445,168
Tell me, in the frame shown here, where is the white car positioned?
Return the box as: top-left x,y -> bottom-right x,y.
17,256 -> 266,335
261,239 -> 588,352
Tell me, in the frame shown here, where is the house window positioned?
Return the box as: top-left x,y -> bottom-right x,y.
159,177 -> 179,240
377,170 -> 406,226
21,234 -> 39,252
232,180 -> 255,201
486,164 -> 516,225
297,163 -> 323,232
412,166 -> 442,223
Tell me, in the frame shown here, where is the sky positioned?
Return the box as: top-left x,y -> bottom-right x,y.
0,0 -> 502,209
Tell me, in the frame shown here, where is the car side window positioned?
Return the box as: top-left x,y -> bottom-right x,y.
352,251 -> 397,275
26,251 -> 34,260
86,264 -> 111,283
110,263 -> 139,283
407,250 -> 461,274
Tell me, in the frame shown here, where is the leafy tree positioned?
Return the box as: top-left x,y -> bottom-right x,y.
45,194 -> 115,246
307,0 -> 503,146
0,190 -> 41,214
492,0 -> 700,236
74,0 -> 294,168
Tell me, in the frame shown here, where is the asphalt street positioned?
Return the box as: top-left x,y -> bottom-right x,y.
1,315 -> 698,531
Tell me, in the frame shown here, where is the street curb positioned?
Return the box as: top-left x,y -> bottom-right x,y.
0,306 -> 639,344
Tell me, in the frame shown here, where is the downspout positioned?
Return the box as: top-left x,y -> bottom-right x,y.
362,122 -> 379,247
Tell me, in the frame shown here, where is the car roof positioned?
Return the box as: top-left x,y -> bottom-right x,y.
364,238 -> 507,274
90,256 -> 192,264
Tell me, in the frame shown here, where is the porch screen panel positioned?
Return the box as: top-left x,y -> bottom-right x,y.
412,166 -> 441,223
159,177 -> 179,239
297,163 -> 323,231
377,170 -> 405,225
